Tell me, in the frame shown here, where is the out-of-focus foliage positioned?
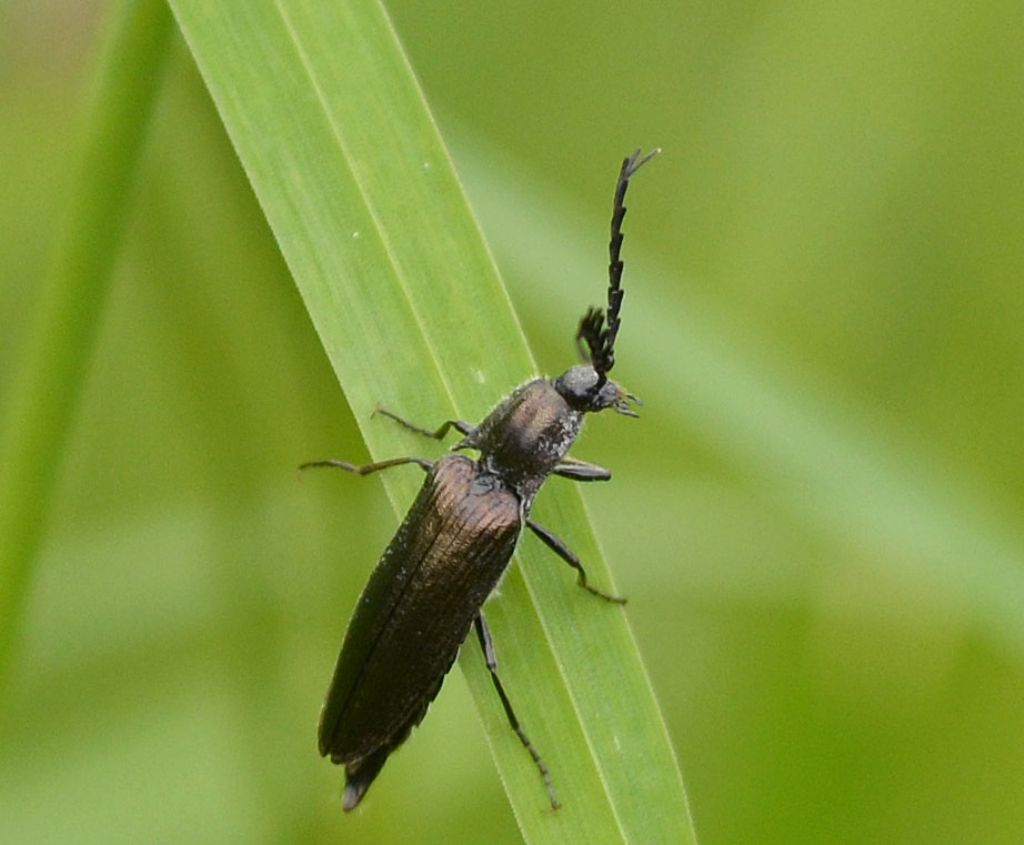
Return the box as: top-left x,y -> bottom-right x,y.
2,1 -> 1022,843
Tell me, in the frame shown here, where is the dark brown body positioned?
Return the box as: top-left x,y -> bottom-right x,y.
319,455 -> 521,806
319,380 -> 590,809
314,148 -> 655,811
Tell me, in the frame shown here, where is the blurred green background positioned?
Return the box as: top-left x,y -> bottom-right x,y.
3,1 -> 1023,843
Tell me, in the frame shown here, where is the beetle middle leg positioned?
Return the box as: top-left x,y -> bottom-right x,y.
299,456 -> 433,475
373,405 -> 474,440
553,457 -> 612,482
474,612 -> 559,811
526,519 -> 627,604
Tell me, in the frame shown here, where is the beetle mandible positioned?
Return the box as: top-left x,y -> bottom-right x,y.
304,148 -> 659,811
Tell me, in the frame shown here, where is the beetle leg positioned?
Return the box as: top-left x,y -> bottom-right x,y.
298,456 -> 433,475
473,613 -> 560,811
526,519 -> 627,604
373,405 -> 474,440
553,458 -> 612,482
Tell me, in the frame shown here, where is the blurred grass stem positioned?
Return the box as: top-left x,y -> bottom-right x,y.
0,0 -> 174,692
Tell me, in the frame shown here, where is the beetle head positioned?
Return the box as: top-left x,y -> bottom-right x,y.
553,364 -> 640,417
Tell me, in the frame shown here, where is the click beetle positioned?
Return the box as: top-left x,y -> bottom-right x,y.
304,148 -> 658,811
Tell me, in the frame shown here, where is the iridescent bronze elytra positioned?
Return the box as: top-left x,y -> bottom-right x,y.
303,149 -> 658,811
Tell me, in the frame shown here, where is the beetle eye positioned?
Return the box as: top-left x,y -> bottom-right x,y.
552,366 -> 638,416
553,365 -> 603,409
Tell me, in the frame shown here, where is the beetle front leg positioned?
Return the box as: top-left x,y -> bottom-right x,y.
526,519 -> 627,604
553,457 -> 612,482
473,613 -> 559,811
298,456 -> 433,475
373,405 -> 474,440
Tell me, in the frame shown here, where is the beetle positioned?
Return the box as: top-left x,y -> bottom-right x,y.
303,148 -> 659,811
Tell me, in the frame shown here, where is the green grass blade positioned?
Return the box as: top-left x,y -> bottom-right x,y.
0,0 -> 174,690
167,1 -> 696,841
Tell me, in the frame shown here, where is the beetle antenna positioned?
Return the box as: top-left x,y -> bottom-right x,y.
577,148 -> 660,384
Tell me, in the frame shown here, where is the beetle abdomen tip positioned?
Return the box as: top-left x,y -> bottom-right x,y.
342,783 -> 363,812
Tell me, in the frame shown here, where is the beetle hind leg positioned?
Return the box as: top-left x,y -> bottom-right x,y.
474,613 -> 560,811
